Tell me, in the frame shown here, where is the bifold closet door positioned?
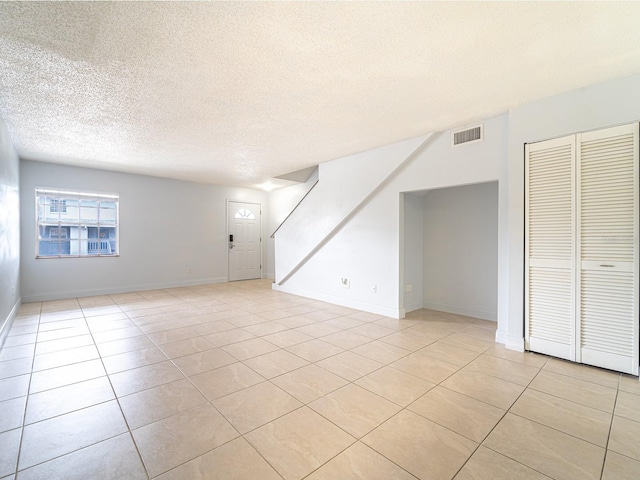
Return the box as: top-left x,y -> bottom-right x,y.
577,123 -> 639,375
525,135 -> 576,361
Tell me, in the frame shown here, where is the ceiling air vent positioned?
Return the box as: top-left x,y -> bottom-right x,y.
451,124 -> 483,147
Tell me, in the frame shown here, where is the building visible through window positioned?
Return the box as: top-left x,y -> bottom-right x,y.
35,189 -> 119,258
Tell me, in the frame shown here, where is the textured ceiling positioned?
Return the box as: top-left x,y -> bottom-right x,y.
1,2 -> 640,189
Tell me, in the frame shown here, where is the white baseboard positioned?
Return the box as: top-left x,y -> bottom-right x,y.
423,301 -> 497,322
1,297 -> 21,349
505,335 -> 525,352
21,277 -> 228,303
272,284 -> 402,319
403,301 -> 423,314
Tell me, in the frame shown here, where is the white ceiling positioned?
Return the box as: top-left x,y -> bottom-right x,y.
1,1 -> 640,189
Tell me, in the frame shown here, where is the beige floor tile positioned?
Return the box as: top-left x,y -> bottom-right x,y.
609,416 -> 640,461
310,384 -> 401,438
349,323 -> 396,340
16,433 -> 147,480
355,366 -> 435,407
133,403 -> 238,478
351,341 -> 411,365
262,329 -> 314,348
222,338 -> 280,360
363,410 -> 477,480
25,376 -> 114,424
204,328 -> 256,347
37,318 -> 86,333
243,349 -> 309,379
138,319 -> 185,335
36,326 -> 90,342
96,335 -> 156,357
19,400 -> 128,470
0,396 -> 26,433
439,333 -> 494,353
92,326 -> 144,344
2,333 -> 37,349
147,325 -> 201,345
213,381 -> 302,433
391,351 -> 460,384
245,406 -> 355,480
0,344 -> 36,362
454,446 -> 552,480
109,360 -> 184,397
29,359 -> 106,393
0,357 -> 32,380
619,374 -> 640,396
529,370 -> 617,412
119,378 -> 207,429
34,335 -> 94,355
243,321 -> 289,336
316,351 -> 383,382
0,375 -> 30,402
295,322 -> 342,338
158,336 -> 215,359
155,437 -> 281,480
32,345 -> 99,372
323,316 -> 365,329
322,330 -> 372,350
484,413 -> 605,480
483,345 -> 549,368
378,331 -> 435,351
543,358 -> 620,389
102,346 -> 167,374
464,354 -> 540,386
615,391 -> 640,423
286,339 -> 344,362
273,314 -> 316,329
172,348 -> 237,376
272,364 -> 348,404
189,362 -> 264,400
441,370 -> 524,409
418,341 -> 481,366
602,451 -> 640,480
307,441 -> 417,480
193,319 -> 237,335
0,428 -> 21,477
408,386 -> 505,443
510,389 -> 611,447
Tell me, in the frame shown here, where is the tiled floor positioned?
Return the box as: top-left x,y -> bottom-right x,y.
1,279 -> 639,479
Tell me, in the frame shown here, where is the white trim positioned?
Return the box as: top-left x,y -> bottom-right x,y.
403,301 -> 423,314
21,277 -> 228,303
422,301 -> 496,321
272,283 -> 402,318
0,297 -> 22,349
505,334 -> 525,352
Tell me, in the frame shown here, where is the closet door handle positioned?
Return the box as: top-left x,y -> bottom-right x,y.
600,264 -> 615,268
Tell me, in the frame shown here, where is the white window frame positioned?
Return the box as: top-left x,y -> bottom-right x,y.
35,188 -> 120,258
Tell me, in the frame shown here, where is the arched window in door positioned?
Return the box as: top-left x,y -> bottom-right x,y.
235,208 -> 255,219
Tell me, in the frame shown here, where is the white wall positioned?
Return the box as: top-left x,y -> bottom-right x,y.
20,161 -> 267,302
501,73 -> 640,350
266,169 -> 318,279
273,115 -> 508,317
0,116 -> 20,346
423,182 -> 498,321
273,136 -> 429,285
402,193 -> 424,312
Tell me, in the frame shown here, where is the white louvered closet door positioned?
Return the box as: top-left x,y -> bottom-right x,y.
525,135 -> 576,361
577,123 -> 639,375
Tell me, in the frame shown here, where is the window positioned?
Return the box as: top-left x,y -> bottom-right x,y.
235,208 -> 255,219
50,199 -> 67,213
36,189 -> 119,258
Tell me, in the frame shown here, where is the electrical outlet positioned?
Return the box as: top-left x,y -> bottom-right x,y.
372,285 -> 377,293
340,277 -> 350,288
11,286 -> 15,297
405,283 -> 413,293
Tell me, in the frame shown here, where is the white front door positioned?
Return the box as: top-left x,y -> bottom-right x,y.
228,201 -> 261,281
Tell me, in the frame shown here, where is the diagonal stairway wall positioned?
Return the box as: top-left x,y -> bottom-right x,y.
273,135 -> 432,285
